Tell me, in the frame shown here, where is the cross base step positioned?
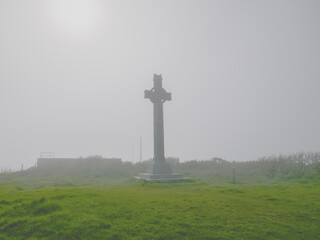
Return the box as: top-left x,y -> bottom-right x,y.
135,173 -> 192,182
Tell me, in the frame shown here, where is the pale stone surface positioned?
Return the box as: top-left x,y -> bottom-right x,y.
136,173 -> 191,182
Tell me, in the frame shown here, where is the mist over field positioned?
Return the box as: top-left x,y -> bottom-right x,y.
1,0 -> 320,170
1,2 -> 320,239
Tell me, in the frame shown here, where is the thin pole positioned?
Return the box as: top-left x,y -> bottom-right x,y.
232,161 -> 236,184
132,144 -> 134,163
140,137 -> 142,163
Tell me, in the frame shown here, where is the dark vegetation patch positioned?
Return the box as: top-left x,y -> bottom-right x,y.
267,198 -> 279,201
33,203 -> 62,215
51,194 -> 76,200
0,200 -> 10,205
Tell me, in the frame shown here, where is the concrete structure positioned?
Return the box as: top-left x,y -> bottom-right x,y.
136,74 -> 189,181
37,157 -> 122,171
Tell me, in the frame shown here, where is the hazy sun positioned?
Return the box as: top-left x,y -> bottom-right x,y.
49,0 -> 103,37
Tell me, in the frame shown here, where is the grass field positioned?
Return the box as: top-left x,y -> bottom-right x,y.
0,178 -> 319,240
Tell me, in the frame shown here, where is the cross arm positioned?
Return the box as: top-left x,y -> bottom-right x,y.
162,92 -> 172,101
144,89 -> 154,100
144,88 -> 172,103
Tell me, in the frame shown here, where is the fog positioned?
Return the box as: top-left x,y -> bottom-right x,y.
1,0 -> 319,169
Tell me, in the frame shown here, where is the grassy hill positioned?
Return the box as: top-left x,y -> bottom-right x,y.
0,153 -> 319,239
0,177 -> 319,239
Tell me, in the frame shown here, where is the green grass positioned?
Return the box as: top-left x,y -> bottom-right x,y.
0,179 -> 319,239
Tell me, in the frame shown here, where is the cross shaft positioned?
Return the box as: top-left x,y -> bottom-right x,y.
144,74 -> 172,174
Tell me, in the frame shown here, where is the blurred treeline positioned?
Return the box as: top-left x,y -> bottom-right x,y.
169,152 -> 320,182
0,152 -> 319,187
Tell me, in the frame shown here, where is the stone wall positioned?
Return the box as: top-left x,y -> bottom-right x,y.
37,157 -> 122,171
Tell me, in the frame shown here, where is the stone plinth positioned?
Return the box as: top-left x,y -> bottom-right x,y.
136,173 -> 192,182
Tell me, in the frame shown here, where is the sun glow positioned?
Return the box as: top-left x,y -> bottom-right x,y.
49,0 -> 104,38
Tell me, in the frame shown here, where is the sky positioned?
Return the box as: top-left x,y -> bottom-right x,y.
0,0 -> 320,169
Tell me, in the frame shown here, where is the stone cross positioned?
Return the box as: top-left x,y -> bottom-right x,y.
144,74 -> 172,174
